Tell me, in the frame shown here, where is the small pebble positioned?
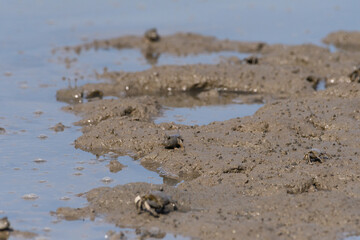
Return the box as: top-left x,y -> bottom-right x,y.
50,122 -> 66,132
22,193 -> 39,200
107,160 -> 125,173
105,230 -> 125,240
33,158 -> 47,163
101,177 -> 113,183
37,134 -> 48,139
19,83 -> 28,89
33,111 -> 43,116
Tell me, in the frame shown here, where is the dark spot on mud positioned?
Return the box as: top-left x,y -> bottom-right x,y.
244,56 -> 259,64
85,90 -> 104,100
306,75 -> 323,90
124,106 -> 135,116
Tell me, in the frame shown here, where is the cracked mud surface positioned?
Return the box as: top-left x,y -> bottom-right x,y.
56,31 -> 360,239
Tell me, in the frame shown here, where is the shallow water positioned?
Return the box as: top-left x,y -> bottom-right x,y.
316,79 -> 327,91
345,236 -> 360,240
1,0 -> 359,239
155,103 -> 263,126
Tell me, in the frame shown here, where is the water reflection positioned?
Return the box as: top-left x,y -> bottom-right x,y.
155,102 -> 263,126
142,46 -> 161,65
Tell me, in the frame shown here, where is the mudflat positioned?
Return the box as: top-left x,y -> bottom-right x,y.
56,31 -> 360,239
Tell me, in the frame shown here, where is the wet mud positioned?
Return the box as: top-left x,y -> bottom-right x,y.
323,31 -> 360,51
56,31 -> 360,239
0,217 -> 37,240
66,31 -> 265,57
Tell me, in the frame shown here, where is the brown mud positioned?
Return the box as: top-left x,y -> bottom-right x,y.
66,32 -> 265,56
56,31 -> 360,239
0,229 -> 37,240
323,31 -> 360,51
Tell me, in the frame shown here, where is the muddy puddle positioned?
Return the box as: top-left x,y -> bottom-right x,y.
155,103 -> 264,126
1,1 -> 360,240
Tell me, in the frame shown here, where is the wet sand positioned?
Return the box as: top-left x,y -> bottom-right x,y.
53,31 -> 360,239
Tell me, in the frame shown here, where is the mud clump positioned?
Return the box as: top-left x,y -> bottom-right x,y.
55,31 -> 360,239
323,31 -> 360,51
106,160 -> 125,173
50,122 -> 67,132
56,88 -> 83,103
286,178 -> 330,194
56,88 -> 104,103
99,63 -> 314,97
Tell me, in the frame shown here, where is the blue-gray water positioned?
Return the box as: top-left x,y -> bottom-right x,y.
0,0 -> 359,239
